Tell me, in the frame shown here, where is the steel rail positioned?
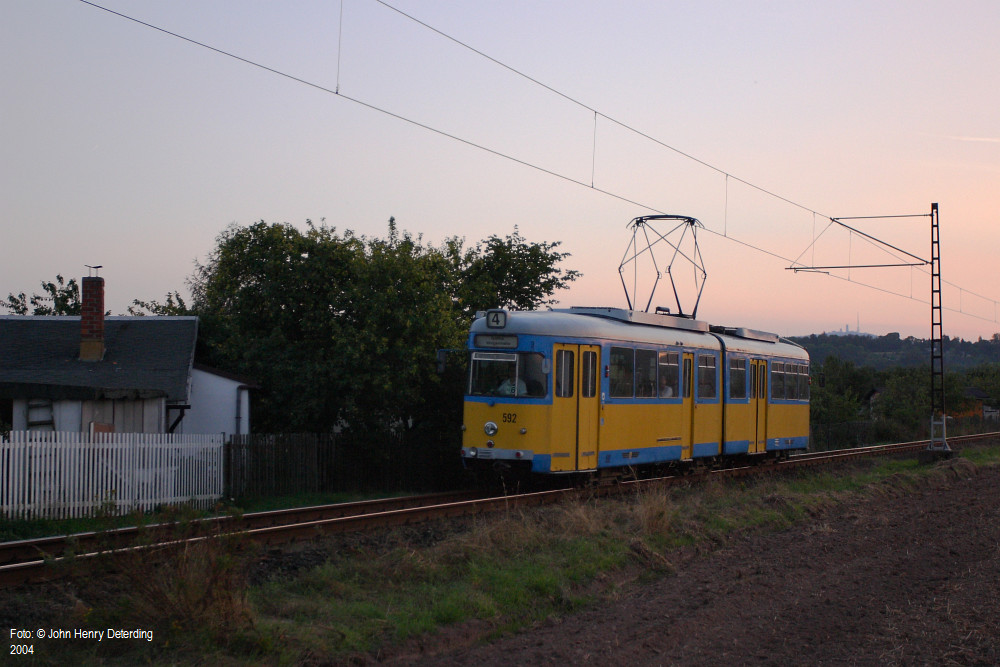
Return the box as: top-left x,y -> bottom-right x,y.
2,433 -> 997,587
0,490 -> 479,584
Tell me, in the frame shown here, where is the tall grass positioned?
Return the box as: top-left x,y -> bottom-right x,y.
35,443 -> 1000,664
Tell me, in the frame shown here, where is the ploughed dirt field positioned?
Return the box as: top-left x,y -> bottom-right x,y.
393,458 -> 1000,666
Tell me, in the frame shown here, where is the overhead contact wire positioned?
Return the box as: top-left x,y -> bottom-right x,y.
76,0 -> 999,325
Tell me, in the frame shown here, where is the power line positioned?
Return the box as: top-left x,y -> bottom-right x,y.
77,1 -> 340,97
370,1 -> 1000,328
704,224 -> 982,323
375,0 -> 830,220
75,0 -> 999,329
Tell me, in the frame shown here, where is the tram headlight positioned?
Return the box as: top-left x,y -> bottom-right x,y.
484,421 -> 498,436
468,447 -> 478,458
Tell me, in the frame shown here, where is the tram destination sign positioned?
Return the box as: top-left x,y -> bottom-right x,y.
474,334 -> 518,349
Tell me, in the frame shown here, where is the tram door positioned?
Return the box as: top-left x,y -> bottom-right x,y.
681,353 -> 695,460
750,359 -> 768,454
551,344 -> 600,472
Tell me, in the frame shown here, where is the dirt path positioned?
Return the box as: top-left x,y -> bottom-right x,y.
403,460 -> 1000,666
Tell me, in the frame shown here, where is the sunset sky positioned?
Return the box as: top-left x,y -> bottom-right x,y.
3,1 -> 998,341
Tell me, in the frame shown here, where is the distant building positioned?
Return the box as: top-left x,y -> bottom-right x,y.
951,387 -> 997,421
824,323 -> 877,338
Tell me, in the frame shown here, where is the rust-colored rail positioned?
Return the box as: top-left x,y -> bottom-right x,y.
0,490 -> 479,586
787,432 -> 995,466
2,432 -> 996,587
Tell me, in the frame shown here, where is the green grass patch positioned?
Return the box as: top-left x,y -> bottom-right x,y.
960,444 -> 1000,466
38,439 -> 1000,665
249,508 -> 617,659
0,490 -> 407,542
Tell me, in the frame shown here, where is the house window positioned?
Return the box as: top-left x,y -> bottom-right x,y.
0,398 -> 13,432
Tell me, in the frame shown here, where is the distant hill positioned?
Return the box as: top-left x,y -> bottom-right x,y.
788,332 -> 1000,370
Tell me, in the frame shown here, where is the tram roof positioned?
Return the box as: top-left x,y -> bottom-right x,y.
470,308 -> 808,360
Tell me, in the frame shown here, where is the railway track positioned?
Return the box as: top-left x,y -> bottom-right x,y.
2,432 -> 996,587
0,490 -> 481,586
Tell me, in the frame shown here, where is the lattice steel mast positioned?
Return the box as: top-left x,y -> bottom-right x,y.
927,203 -> 951,456
787,203 -> 951,459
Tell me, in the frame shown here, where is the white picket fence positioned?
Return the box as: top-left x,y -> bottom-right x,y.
0,431 -> 225,520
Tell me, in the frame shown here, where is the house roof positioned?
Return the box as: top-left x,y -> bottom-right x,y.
192,362 -> 259,388
964,387 -> 991,402
0,315 -> 198,402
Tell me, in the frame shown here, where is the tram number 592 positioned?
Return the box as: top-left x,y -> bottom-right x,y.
502,412 -> 517,424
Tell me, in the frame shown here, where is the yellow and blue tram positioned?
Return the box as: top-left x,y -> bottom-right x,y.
461,307 -> 809,478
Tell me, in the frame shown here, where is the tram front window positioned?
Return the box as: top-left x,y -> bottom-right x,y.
468,352 -> 546,397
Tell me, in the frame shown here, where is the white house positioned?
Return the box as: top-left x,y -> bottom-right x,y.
179,364 -> 254,436
0,277 -> 253,437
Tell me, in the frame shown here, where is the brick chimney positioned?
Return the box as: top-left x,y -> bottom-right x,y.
79,276 -> 105,361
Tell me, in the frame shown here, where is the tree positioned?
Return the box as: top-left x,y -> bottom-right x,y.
127,292 -> 190,316
791,331 -> 1000,370
6,221 -> 581,435
872,367 -> 929,428
445,226 -> 581,319
809,355 -> 868,425
965,363 -> 1000,407
189,219 -> 580,433
6,275 -> 189,317
4,275 -> 81,315
190,221 -> 360,432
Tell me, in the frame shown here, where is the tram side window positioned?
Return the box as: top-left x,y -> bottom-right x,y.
771,362 -> 785,400
697,355 -> 717,399
683,358 -> 692,398
468,351 -> 547,397
582,350 -> 598,398
609,347 -> 634,398
555,350 -> 574,398
781,362 -> 794,400
729,358 -> 747,399
635,349 -> 657,397
778,363 -> 809,401
658,352 -> 680,397
788,363 -> 809,401
520,353 -> 547,397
